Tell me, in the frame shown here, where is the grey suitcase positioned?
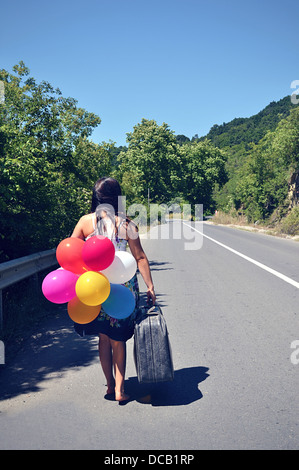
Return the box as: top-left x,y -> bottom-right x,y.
134,304 -> 174,383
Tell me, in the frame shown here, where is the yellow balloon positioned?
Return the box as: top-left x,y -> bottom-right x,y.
75,271 -> 110,306
67,296 -> 101,324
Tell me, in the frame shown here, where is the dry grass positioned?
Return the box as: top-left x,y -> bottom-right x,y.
211,210 -> 299,241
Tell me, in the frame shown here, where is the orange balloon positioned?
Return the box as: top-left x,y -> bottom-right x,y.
67,296 -> 101,324
56,238 -> 89,274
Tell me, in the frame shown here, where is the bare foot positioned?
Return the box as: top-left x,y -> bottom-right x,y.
106,381 -> 115,396
115,390 -> 130,402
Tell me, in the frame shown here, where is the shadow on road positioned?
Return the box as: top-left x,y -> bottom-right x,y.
0,307 -> 99,402
149,260 -> 173,272
125,366 -> 209,406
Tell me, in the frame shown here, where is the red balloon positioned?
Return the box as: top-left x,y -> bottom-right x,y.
82,235 -> 115,271
56,238 -> 89,274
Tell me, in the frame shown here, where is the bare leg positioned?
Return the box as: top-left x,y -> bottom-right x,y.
110,339 -> 129,402
98,333 -> 115,394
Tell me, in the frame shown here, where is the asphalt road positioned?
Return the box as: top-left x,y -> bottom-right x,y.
0,221 -> 299,450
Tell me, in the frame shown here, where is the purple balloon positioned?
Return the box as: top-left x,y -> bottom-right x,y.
42,269 -> 78,304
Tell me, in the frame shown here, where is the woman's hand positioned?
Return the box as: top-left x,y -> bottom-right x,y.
147,286 -> 156,305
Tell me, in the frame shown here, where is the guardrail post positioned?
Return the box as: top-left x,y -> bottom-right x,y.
31,272 -> 39,297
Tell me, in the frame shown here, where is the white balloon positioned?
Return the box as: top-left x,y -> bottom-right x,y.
101,251 -> 137,284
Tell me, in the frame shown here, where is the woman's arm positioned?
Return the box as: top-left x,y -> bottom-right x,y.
127,226 -> 156,305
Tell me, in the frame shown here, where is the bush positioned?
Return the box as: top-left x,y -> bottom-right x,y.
279,206 -> 299,236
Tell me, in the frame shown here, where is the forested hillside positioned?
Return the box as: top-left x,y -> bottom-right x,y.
178,96 -> 299,233
198,96 -> 293,148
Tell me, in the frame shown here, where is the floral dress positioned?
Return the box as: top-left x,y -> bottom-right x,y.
74,214 -> 140,342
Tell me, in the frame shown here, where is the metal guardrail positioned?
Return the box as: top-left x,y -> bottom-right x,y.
0,249 -> 58,330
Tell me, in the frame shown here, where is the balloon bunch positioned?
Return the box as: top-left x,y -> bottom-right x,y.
42,236 -> 137,324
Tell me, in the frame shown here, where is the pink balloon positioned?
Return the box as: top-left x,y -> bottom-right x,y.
42,269 -> 79,304
82,235 -> 115,271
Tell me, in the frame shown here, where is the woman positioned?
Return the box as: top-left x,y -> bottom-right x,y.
71,177 -> 155,403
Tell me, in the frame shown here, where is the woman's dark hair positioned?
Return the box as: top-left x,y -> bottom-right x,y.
92,176 -> 138,238
91,177 -> 123,214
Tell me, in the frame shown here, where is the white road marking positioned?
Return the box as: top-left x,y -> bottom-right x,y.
182,222 -> 299,289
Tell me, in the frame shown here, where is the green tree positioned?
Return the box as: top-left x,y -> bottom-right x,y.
233,106 -> 299,222
270,105 -> 299,170
117,119 -> 184,205
180,140 -> 227,212
0,62 -> 107,261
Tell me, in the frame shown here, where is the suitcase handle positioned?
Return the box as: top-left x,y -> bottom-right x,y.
134,302 -> 162,323
147,305 -> 162,316
146,298 -> 161,315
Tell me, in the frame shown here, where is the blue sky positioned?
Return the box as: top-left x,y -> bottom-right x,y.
1,0 -> 299,146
